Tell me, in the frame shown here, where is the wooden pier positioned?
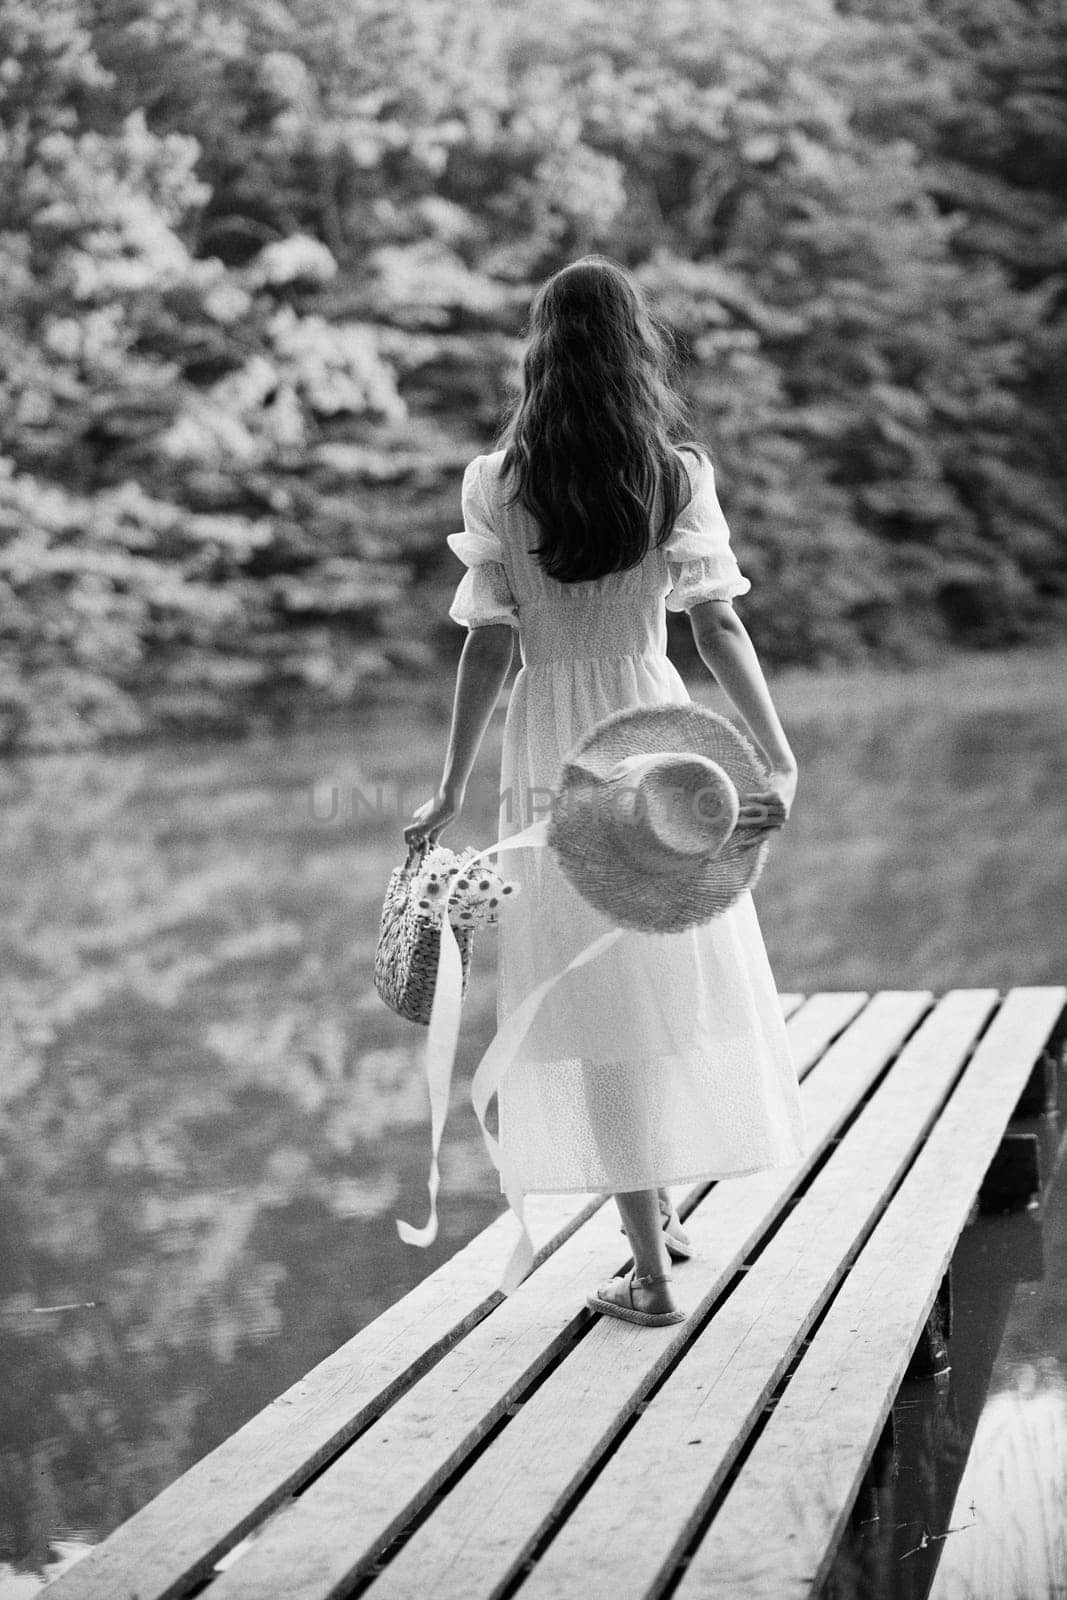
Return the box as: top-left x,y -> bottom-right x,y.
42,987 -> 1066,1600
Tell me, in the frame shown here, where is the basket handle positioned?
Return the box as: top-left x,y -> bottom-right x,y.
403,835 -> 432,874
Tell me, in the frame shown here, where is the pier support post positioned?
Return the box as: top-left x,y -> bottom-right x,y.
905,1266 -> 952,1379
978,1131 -> 1042,1212
1013,1048 -> 1059,1116
850,1408 -> 898,1529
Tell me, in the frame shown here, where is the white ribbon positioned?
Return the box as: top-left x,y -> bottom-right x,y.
395,817 -> 625,1294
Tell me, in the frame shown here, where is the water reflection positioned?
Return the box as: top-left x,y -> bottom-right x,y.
825,1065 -> 1067,1600
926,1377 -> 1067,1600
0,718 -> 506,1587
1,662 -> 1065,1591
922,1112 -> 1067,1600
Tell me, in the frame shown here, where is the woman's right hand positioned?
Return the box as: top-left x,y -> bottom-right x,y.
403,783 -> 464,849
736,764 -> 798,835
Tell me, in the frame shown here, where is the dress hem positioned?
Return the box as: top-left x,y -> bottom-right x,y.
509,1149 -> 807,1197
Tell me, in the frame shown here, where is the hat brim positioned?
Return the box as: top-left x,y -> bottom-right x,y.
548,702 -> 772,933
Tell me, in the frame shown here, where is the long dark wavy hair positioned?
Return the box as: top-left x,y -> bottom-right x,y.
498,256 -> 702,583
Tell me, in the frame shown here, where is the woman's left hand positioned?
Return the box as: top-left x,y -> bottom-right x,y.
403,785 -> 463,849
736,765 -> 798,835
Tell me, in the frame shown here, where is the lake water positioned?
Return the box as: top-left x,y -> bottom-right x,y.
1,649 -> 1065,1596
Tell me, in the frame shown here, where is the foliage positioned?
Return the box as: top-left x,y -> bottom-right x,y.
0,0 -> 1064,748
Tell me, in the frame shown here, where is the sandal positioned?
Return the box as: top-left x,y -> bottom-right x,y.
586,1269 -> 686,1327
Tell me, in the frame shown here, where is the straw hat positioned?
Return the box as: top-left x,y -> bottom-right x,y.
546,703 -> 772,933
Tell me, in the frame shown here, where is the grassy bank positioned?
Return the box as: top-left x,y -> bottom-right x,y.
736,647 -> 1067,991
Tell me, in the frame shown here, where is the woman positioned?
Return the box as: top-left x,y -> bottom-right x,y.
404,255 -> 804,1325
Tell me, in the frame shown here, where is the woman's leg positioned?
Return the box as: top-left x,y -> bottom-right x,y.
613,1188 -> 677,1313
655,1185 -> 693,1251
574,1065 -> 686,1312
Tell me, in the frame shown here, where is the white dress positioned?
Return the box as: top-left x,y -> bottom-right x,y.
446,448 -> 807,1196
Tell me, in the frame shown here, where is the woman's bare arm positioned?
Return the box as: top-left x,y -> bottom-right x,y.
688,600 -> 797,831
441,625 -> 514,797
403,624 -> 514,845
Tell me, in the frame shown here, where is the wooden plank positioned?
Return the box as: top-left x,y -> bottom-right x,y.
371,985 -> 998,1600
672,986 -> 1067,1600
784,991 -> 869,1069
198,996 -> 896,1600
506,990 -> 991,1600
41,993 -> 864,1600
40,1189 -> 600,1600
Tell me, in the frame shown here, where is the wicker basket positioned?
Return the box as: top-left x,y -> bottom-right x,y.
374,837 -> 475,1024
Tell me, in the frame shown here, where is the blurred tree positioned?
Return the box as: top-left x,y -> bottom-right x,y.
0,0 -> 1064,749
838,0 -> 1067,638
0,0 -> 419,750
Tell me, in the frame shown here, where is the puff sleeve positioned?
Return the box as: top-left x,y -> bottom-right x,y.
446,457 -> 520,631
663,452 -> 751,612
